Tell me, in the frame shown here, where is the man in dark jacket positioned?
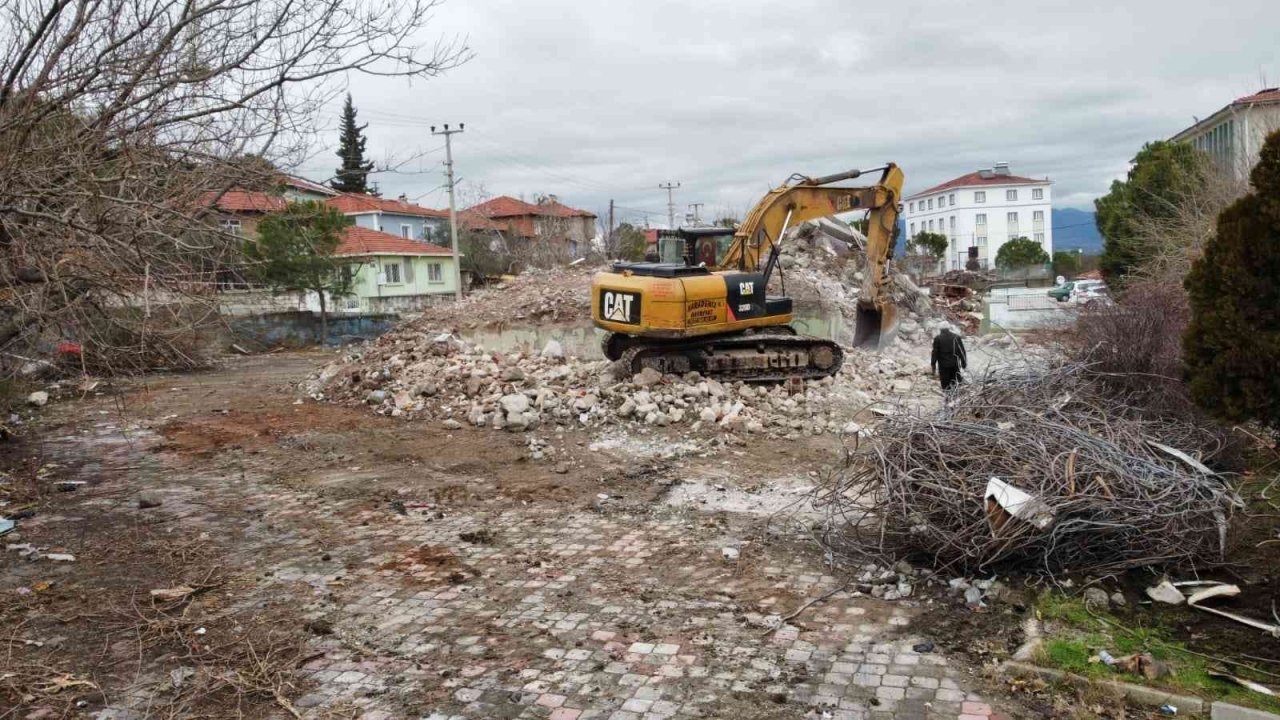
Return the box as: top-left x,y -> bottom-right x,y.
930,325 -> 968,391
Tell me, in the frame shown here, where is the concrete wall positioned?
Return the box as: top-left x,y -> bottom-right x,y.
228,311 -> 399,348
983,286 -> 1075,333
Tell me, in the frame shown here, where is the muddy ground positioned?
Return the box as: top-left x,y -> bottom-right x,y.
0,351 -> 1056,720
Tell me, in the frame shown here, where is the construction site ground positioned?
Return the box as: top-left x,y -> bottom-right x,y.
0,350 -> 1053,720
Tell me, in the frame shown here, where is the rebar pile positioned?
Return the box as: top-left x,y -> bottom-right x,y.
816,363 -> 1242,575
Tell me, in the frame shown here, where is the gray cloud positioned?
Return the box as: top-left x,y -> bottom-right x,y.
297,0 -> 1280,222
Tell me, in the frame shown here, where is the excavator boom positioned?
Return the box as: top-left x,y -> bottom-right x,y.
718,164 -> 904,347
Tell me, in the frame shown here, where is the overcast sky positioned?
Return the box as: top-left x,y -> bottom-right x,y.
296,0 -> 1279,225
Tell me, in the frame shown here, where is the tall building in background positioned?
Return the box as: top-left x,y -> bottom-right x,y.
903,163 -> 1053,271
1171,88 -> 1280,180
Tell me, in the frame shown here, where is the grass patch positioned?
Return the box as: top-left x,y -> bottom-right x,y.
1033,591 -> 1280,713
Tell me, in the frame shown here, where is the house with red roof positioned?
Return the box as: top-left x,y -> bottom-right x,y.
903,163 -> 1053,272
333,226 -> 460,313
463,195 -> 596,262
201,177 -> 461,311
326,193 -> 450,245
1171,87 -> 1280,180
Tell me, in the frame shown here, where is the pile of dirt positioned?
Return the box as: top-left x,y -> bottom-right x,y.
412,265 -> 596,330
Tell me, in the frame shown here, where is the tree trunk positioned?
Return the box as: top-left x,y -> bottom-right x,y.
318,290 -> 327,347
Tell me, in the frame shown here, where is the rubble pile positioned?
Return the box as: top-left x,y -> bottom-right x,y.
815,362 -> 1241,575
305,330 -> 944,437
772,220 -> 946,345
412,265 -> 595,330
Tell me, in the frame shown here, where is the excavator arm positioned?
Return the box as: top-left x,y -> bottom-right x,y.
717,163 -> 904,347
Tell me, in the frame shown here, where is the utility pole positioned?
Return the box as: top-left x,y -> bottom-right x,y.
688,203 -> 704,225
659,182 -> 680,229
431,123 -> 465,301
607,199 -> 615,257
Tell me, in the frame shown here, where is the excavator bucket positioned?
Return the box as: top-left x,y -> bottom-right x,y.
852,301 -> 897,350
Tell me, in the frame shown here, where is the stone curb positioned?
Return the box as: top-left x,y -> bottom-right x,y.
1000,660 -> 1208,716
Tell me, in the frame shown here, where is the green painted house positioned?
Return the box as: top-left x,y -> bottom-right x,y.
332,226 -> 461,313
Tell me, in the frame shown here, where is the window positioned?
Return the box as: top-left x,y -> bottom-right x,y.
974,191 -> 986,203
1007,211 -> 1020,238
401,224 -> 413,239
383,262 -> 402,284
1006,189 -> 1018,201
428,263 -> 443,283
949,216 -> 956,232
402,256 -> 415,283
1034,232 -> 1045,243
909,201 -> 915,212
1007,211 -> 1019,223
949,193 -> 956,206
218,219 -> 242,236
344,295 -> 360,310
975,213 -> 987,226
928,219 -> 934,231
909,222 -> 916,235
1033,210 -> 1044,222
938,195 -> 945,207
1033,210 -> 1045,232
976,236 -> 987,247
1032,188 -> 1044,200
569,240 -> 579,259
927,199 -> 933,210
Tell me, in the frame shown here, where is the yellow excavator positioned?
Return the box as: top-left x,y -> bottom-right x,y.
591,163 -> 903,381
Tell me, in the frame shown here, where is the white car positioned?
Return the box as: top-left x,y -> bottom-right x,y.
1071,279 -> 1110,305
1070,279 -> 1111,301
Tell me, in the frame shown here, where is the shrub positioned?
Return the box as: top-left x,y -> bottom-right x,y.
1183,130 -> 1280,430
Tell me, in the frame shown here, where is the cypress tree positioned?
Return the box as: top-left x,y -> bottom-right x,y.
332,94 -> 375,194
1183,130 -> 1280,429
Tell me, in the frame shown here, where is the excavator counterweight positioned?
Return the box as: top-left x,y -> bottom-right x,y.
592,163 -> 904,381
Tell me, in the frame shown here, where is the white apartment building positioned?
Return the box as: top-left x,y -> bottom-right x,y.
1171,88 -> 1280,181
903,162 -> 1053,271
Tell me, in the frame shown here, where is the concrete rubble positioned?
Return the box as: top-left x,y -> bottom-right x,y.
307,219 -> 1030,437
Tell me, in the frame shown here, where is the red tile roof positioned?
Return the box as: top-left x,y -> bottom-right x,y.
327,193 -> 448,218
467,195 -> 595,219
200,190 -> 287,213
1233,88 -> 1280,105
907,171 -> 1049,200
458,210 -> 507,232
335,226 -> 454,257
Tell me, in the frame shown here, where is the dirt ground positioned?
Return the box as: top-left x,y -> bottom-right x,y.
2,351 -> 1061,719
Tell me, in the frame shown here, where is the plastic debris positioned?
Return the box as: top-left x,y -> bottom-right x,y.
984,477 -> 1056,533
1207,671 -> 1276,696
1158,704 -> 1177,715
912,642 -> 935,653
721,547 -> 740,561
0,518 -> 13,536
1185,583 -> 1280,638
45,553 -> 75,562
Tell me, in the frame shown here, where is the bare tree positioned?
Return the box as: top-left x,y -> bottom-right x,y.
0,0 -> 470,374
1129,155 -> 1248,285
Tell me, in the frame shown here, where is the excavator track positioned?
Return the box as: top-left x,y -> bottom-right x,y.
615,329 -> 843,383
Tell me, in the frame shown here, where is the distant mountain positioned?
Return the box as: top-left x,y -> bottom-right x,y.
1053,208 -> 1103,255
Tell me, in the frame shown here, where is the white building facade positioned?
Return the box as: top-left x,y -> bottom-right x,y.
903,163 -> 1053,271
1170,88 -> 1280,181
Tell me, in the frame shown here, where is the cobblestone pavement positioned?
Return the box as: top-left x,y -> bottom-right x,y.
16,356 -> 1020,720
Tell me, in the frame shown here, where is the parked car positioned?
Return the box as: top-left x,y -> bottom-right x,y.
1070,279 -> 1109,304
1047,281 -> 1075,302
